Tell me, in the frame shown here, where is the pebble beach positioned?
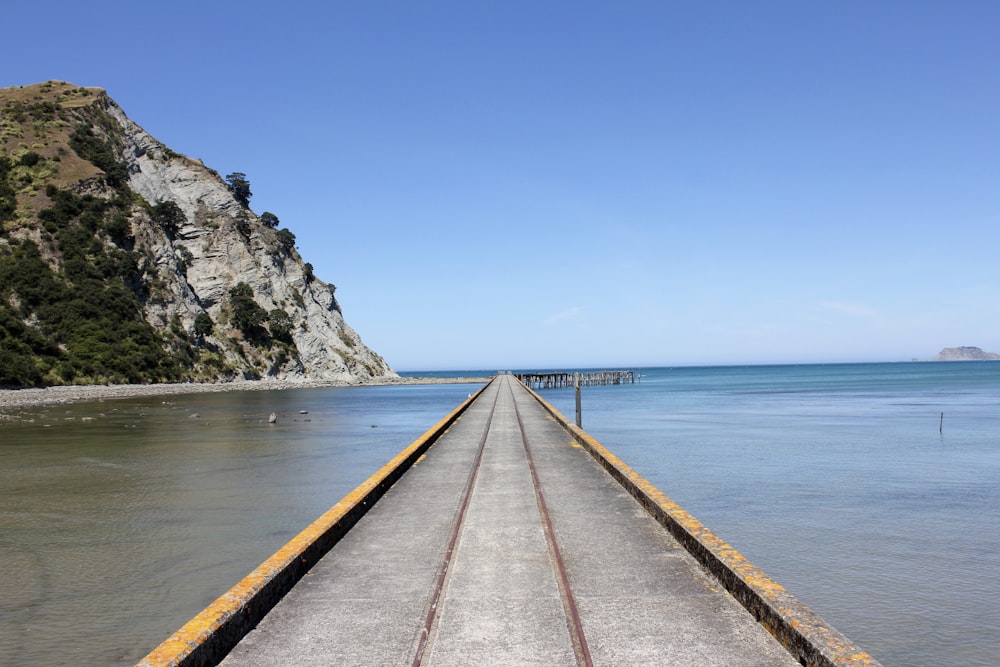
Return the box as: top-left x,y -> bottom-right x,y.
0,375 -> 490,413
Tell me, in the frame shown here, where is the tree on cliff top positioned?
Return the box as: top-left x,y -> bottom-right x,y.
225,172 -> 252,208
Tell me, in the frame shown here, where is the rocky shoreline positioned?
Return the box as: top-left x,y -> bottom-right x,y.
0,376 -> 491,412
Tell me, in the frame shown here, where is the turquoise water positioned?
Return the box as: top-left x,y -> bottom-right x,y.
538,362 -> 1000,667
1,363 -> 997,665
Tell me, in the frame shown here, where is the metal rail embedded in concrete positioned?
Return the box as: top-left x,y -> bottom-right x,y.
137,375 -> 880,667
523,381 -> 881,667
135,381 -> 491,667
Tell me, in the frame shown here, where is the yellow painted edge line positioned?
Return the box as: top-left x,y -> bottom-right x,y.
136,378 -> 494,667
518,380 -> 882,667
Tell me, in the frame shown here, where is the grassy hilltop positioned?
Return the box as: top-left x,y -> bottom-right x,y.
0,82 -> 190,386
0,81 -> 392,387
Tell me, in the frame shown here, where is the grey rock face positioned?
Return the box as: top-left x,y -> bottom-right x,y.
102,96 -> 395,382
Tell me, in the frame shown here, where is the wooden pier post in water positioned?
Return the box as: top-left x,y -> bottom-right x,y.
574,372 -> 582,428
514,369 -> 637,391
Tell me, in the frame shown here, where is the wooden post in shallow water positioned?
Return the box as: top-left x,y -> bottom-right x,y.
574,372 -> 582,428
514,370 -> 636,390
940,412 -> 944,433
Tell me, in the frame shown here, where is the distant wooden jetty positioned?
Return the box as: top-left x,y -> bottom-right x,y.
513,370 -> 637,390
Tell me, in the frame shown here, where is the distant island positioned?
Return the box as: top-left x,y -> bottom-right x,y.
935,346 -> 1000,361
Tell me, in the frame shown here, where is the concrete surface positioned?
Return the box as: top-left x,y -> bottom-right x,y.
217,376 -> 803,666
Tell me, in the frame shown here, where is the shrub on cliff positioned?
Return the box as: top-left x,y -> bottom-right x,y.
276,228 -> 296,251
0,156 -> 17,225
151,200 -> 186,238
194,312 -> 214,340
225,172 -> 252,208
268,308 -> 293,343
229,282 -> 268,339
69,125 -> 128,187
260,211 -> 279,229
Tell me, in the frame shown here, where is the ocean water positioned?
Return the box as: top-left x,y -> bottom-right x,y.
537,362 -> 1000,667
1,363 -> 997,666
0,382 -> 480,666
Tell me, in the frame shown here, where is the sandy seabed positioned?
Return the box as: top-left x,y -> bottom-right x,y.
0,375 -> 490,412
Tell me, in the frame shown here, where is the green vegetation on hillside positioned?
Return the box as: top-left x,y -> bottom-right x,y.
69,125 -> 128,187
0,156 -> 16,223
0,82 -> 312,388
0,183 -> 192,386
150,200 -> 186,238
228,282 -> 269,339
0,86 -> 194,386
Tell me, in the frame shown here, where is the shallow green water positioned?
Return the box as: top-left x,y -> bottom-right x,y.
0,383 -> 478,666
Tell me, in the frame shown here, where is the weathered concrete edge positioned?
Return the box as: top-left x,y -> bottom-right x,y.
135,378 -> 495,667
520,382 -> 882,667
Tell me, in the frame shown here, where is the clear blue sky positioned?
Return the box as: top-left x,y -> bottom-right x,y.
5,2 -> 999,370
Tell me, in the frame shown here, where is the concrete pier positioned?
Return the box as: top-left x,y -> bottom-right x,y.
138,375 -> 879,667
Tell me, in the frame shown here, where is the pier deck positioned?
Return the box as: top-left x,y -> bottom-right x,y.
141,375 -> 877,667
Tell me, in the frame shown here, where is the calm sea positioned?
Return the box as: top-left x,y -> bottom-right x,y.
539,362 -> 1000,667
1,363 -> 997,666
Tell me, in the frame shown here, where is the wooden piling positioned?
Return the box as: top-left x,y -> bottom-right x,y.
514,370 -> 637,390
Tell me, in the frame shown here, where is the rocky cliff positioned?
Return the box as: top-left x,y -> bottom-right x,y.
934,346 -> 1000,361
0,80 -> 395,386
